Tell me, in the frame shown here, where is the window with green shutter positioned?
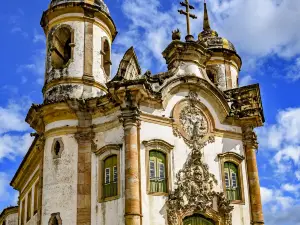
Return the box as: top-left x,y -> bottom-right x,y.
103,155 -> 118,198
224,162 -> 241,201
183,214 -> 214,225
149,150 -> 167,193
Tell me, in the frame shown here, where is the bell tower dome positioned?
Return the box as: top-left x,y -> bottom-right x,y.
41,0 -> 117,103
199,2 -> 242,91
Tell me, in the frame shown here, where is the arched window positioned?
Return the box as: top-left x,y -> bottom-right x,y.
51,27 -> 72,69
224,162 -> 241,201
102,38 -> 111,77
103,155 -> 118,198
207,69 -> 217,85
149,150 -> 167,193
183,214 -> 214,225
48,213 -> 62,225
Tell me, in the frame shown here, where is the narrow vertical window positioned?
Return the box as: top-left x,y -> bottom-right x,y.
27,190 -> 32,221
149,150 -> 167,193
103,155 -> 118,198
21,200 -> 25,225
102,39 -> 111,77
224,162 -> 241,201
34,182 -> 39,214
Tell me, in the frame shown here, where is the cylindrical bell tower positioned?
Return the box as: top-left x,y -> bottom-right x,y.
41,0 -> 117,103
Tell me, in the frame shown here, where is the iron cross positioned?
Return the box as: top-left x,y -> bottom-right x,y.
178,0 -> 197,36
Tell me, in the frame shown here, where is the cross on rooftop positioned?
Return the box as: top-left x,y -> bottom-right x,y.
178,0 -> 197,40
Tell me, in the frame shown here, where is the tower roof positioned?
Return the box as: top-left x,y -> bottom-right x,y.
198,1 -> 236,53
49,0 -> 109,14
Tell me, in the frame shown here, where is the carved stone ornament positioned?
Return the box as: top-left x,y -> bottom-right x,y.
166,138 -> 233,225
172,92 -> 212,148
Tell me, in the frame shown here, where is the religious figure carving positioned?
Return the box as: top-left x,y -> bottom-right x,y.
179,106 -> 208,140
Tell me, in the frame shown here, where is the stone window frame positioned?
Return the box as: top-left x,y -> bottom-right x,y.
48,212 -> 62,225
218,152 -> 245,204
94,144 -> 122,202
48,24 -> 75,70
142,139 -> 174,196
51,138 -> 64,159
100,36 -> 112,78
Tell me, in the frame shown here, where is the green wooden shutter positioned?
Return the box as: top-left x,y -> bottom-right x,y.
224,162 -> 240,201
103,155 -> 118,198
149,151 -> 167,193
183,215 -> 214,225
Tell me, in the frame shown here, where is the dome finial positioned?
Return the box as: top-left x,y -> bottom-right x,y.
203,0 -> 211,31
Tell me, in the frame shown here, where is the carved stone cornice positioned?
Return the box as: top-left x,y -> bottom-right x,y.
225,84 -> 265,127
75,129 -> 95,143
119,107 -> 141,128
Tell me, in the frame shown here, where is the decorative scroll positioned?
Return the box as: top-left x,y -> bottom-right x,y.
166,138 -> 233,225
169,91 -> 233,225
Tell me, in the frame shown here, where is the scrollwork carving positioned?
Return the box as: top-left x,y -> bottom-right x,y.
166,137 -> 233,225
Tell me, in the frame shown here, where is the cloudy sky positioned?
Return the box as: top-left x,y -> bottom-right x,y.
0,0 -> 300,224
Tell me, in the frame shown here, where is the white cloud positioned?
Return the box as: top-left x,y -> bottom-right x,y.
0,101 -> 30,135
281,183 -> 300,193
239,74 -> 255,87
17,49 -> 45,85
0,98 -> 33,161
296,171 -> 300,181
261,186 -> 295,211
286,57 -> 300,82
258,108 -> 300,150
0,172 -> 18,206
33,29 -> 46,44
0,133 -> 33,161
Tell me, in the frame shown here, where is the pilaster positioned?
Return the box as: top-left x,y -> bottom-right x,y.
120,107 -> 142,225
243,126 -> 264,225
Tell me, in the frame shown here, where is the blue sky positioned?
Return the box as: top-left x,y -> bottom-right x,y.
0,0 -> 300,224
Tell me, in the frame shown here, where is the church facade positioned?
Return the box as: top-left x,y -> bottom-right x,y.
1,0 -> 265,225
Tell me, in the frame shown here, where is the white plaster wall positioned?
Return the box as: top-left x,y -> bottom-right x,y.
93,24 -> 111,83
173,62 -> 205,79
45,120 -> 78,131
92,125 -> 125,225
6,213 -> 18,225
139,121 -> 250,225
42,135 -> 78,225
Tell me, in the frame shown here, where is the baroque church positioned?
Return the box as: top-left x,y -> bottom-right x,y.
0,0 -> 265,225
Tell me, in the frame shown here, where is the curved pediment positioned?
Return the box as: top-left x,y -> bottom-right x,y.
160,76 -> 230,123
113,47 -> 141,81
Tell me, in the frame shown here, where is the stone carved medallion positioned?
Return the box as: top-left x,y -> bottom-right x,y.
173,92 -> 212,148
179,105 -> 208,140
